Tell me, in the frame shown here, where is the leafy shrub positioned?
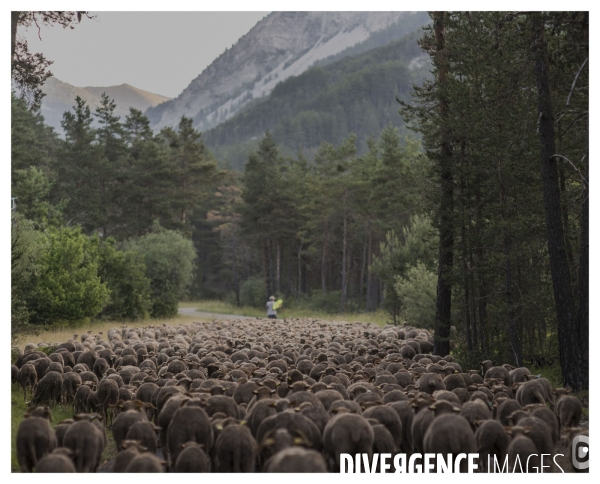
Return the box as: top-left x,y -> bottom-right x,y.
239,276 -> 267,308
394,262 -> 437,329
124,223 -> 197,318
94,237 -> 152,321
31,226 -> 110,325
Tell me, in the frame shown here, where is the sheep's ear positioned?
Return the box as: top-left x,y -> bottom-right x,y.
253,390 -> 258,394
523,426 -> 532,434
428,403 -> 438,410
504,427 -> 513,435
453,406 -> 461,413
473,419 -> 485,428
262,438 -> 275,447
271,389 -> 277,394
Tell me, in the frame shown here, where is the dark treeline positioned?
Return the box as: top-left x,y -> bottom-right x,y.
11,11 -> 587,390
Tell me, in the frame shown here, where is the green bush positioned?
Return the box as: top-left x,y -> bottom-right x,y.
394,262 -> 437,329
31,226 -> 110,325
124,223 -> 197,318
94,237 -> 152,321
11,215 -> 44,337
239,276 -> 267,308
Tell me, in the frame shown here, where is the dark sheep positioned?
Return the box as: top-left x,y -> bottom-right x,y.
174,442 -> 211,472
34,448 -> 76,473
112,441 -> 147,472
16,407 -> 57,472
556,395 -> 582,428
443,373 -> 467,391
475,419 -> 510,472
167,405 -> 213,467
484,366 -> 510,386
264,447 -> 328,472
30,371 -> 62,406
112,410 -> 145,450
515,380 -> 547,406
423,414 -> 477,473
257,411 -> 322,452
460,400 -> 492,431
31,357 -> 52,380
53,419 -> 73,447
496,398 -> 522,426
125,453 -> 165,472
506,429 -> 539,473
62,415 -> 105,472
417,373 -> 445,394
125,421 -> 159,454
213,424 -> 258,472
323,413 -> 374,472
363,405 -> 403,450
61,371 -> 82,406
17,364 -> 37,400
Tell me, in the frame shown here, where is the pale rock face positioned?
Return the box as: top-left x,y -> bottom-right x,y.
147,12 -> 416,131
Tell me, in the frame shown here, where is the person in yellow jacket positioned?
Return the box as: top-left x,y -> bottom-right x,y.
266,296 -> 277,319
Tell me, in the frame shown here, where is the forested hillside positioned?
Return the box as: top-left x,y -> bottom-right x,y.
11,12 -> 587,390
204,30 -> 430,169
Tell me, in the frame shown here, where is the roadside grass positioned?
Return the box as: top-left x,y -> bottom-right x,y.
10,384 -> 118,472
181,300 -> 393,327
12,313 -> 207,351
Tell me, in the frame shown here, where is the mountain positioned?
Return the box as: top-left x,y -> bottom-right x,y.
203,29 -> 431,170
146,11 -> 429,132
38,77 -> 172,135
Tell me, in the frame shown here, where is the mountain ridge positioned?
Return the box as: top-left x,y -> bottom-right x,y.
146,12 -> 427,132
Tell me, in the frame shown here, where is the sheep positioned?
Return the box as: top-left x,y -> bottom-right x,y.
475,419 -> 510,472
34,448 -> 76,473
460,400 -> 492,431
362,405 -> 403,450
323,412 -> 374,472
61,371 -> 82,406
423,414 -> 477,473
506,427 -> 539,473
264,447 -> 328,472
496,398 -> 522,426
556,394 -> 583,428
112,441 -> 147,472
166,404 -> 214,467
30,371 -> 62,406
17,363 -> 37,400
16,407 -> 57,472
174,442 -> 212,472
213,423 -> 258,472
124,453 -> 165,472
125,421 -> 159,453
515,379 -> 547,406
62,414 -> 105,472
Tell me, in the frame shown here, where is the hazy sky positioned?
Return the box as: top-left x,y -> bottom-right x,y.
21,12 -> 270,98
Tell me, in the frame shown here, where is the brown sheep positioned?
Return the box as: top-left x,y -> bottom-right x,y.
17,364 -> 38,400
213,424 -> 258,472
174,442 -> 211,472
34,448 -> 76,473
496,398 -> 522,426
125,420 -> 159,453
423,414 -> 477,473
323,412 -> 374,472
475,419 -> 510,472
460,400 -> 492,431
167,405 -> 214,467
62,415 -> 105,472
30,371 -> 62,406
363,405 -> 403,450
124,453 -> 165,472
506,428 -> 539,473
112,441 -> 147,472
263,447 -> 328,472
515,380 -> 547,406
556,394 -> 583,428
16,407 -> 57,472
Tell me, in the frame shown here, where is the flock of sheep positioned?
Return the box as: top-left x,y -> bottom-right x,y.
12,318 -> 587,473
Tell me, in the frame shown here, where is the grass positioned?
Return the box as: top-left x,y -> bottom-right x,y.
10,384 -> 118,472
181,299 -> 393,327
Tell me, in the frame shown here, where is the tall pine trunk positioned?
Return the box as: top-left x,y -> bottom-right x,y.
433,11 -> 453,356
531,13 -> 586,390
